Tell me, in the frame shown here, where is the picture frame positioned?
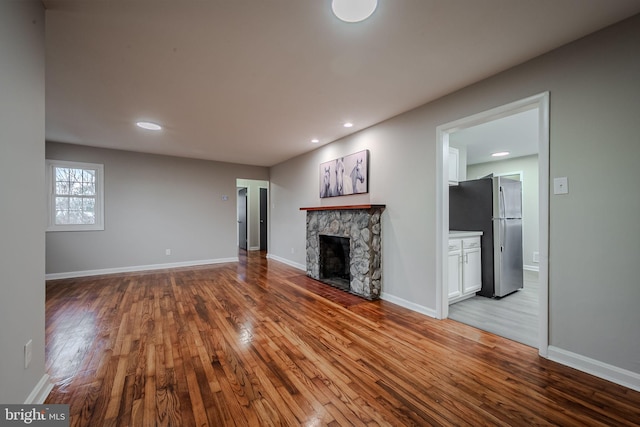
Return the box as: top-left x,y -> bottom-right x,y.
319,150 -> 369,198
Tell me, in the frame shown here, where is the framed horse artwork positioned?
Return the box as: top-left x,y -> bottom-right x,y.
319,150 -> 369,198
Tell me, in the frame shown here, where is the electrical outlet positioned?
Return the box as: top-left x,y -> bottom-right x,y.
165,249 -> 171,256
291,247 -> 295,254
24,339 -> 32,369
533,252 -> 539,263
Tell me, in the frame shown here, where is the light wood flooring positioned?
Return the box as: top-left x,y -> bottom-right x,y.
45,252 -> 640,426
448,270 -> 539,347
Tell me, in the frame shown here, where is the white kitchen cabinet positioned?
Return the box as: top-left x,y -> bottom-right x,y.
448,147 -> 459,185
448,232 -> 482,303
447,239 -> 462,300
461,238 -> 482,295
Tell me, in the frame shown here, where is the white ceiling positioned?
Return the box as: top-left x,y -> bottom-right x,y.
449,108 -> 539,165
43,1 -> 640,167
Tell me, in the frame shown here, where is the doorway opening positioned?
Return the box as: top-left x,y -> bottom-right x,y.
236,179 -> 269,253
436,92 -> 550,357
237,187 -> 248,250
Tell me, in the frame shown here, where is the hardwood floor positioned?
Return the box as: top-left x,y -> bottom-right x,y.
45,251 -> 640,426
448,270 -> 539,347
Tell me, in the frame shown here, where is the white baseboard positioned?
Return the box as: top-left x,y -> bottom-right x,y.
547,346 -> 640,392
380,292 -> 437,319
524,264 -> 539,272
24,374 -> 54,404
266,254 -> 306,271
264,255 -> 438,318
249,246 -> 261,251
45,258 -> 238,280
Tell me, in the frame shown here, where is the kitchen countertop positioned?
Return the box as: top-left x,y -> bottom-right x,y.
449,230 -> 483,238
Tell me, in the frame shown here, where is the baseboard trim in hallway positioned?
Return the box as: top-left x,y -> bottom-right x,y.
45,257 -> 238,280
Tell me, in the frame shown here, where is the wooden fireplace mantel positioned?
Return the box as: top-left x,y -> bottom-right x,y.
300,204 -> 385,212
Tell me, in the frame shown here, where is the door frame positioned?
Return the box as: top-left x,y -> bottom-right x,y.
435,92 -> 550,357
260,187 -> 268,251
237,187 -> 248,250
236,179 -> 270,252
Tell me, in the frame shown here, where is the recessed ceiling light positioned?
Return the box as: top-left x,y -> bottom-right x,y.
311,139 -> 320,144
332,0 -> 378,23
136,121 -> 162,131
491,151 -> 510,157
343,122 -> 354,128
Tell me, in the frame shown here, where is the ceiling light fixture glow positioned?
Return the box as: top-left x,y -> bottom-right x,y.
491,151 -> 510,157
331,0 -> 378,23
343,122 -> 354,128
311,138 -> 320,143
136,121 -> 162,131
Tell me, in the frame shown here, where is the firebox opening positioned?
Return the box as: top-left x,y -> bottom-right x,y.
319,235 -> 351,291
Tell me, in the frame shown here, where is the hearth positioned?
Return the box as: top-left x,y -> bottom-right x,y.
319,235 -> 351,291
300,204 -> 385,300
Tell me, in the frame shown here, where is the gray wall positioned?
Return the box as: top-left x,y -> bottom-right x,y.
0,0 -> 46,403
269,15 -> 640,376
46,142 -> 269,275
468,155 -> 539,269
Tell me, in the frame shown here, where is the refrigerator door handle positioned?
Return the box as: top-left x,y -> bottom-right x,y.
499,185 -> 505,219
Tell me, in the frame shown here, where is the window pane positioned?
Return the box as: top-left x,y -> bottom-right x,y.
55,181 -> 70,195
82,169 -> 95,183
55,167 -> 70,182
70,182 -> 83,195
68,209 -> 82,224
55,197 -> 69,211
82,182 -> 95,195
69,168 -> 83,184
82,209 -> 96,224
69,197 -> 83,211
55,196 -> 70,225
83,198 -> 95,210
82,170 -> 96,196
69,197 -> 83,224
55,167 -> 70,195
83,198 -> 95,224
55,210 -> 69,225
67,169 -> 80,195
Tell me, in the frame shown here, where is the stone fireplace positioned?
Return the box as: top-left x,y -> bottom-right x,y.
301,205 -> 385,300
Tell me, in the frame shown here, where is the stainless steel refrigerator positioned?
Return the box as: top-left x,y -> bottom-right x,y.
449,176 -> 524,297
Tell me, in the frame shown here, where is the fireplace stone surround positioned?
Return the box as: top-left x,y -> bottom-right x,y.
301,205 -> 385,300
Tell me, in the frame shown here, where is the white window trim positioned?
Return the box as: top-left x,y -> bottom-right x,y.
46,159 -> 104,232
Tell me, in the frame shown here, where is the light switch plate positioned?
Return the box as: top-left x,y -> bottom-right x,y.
553,177 -> 569,194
